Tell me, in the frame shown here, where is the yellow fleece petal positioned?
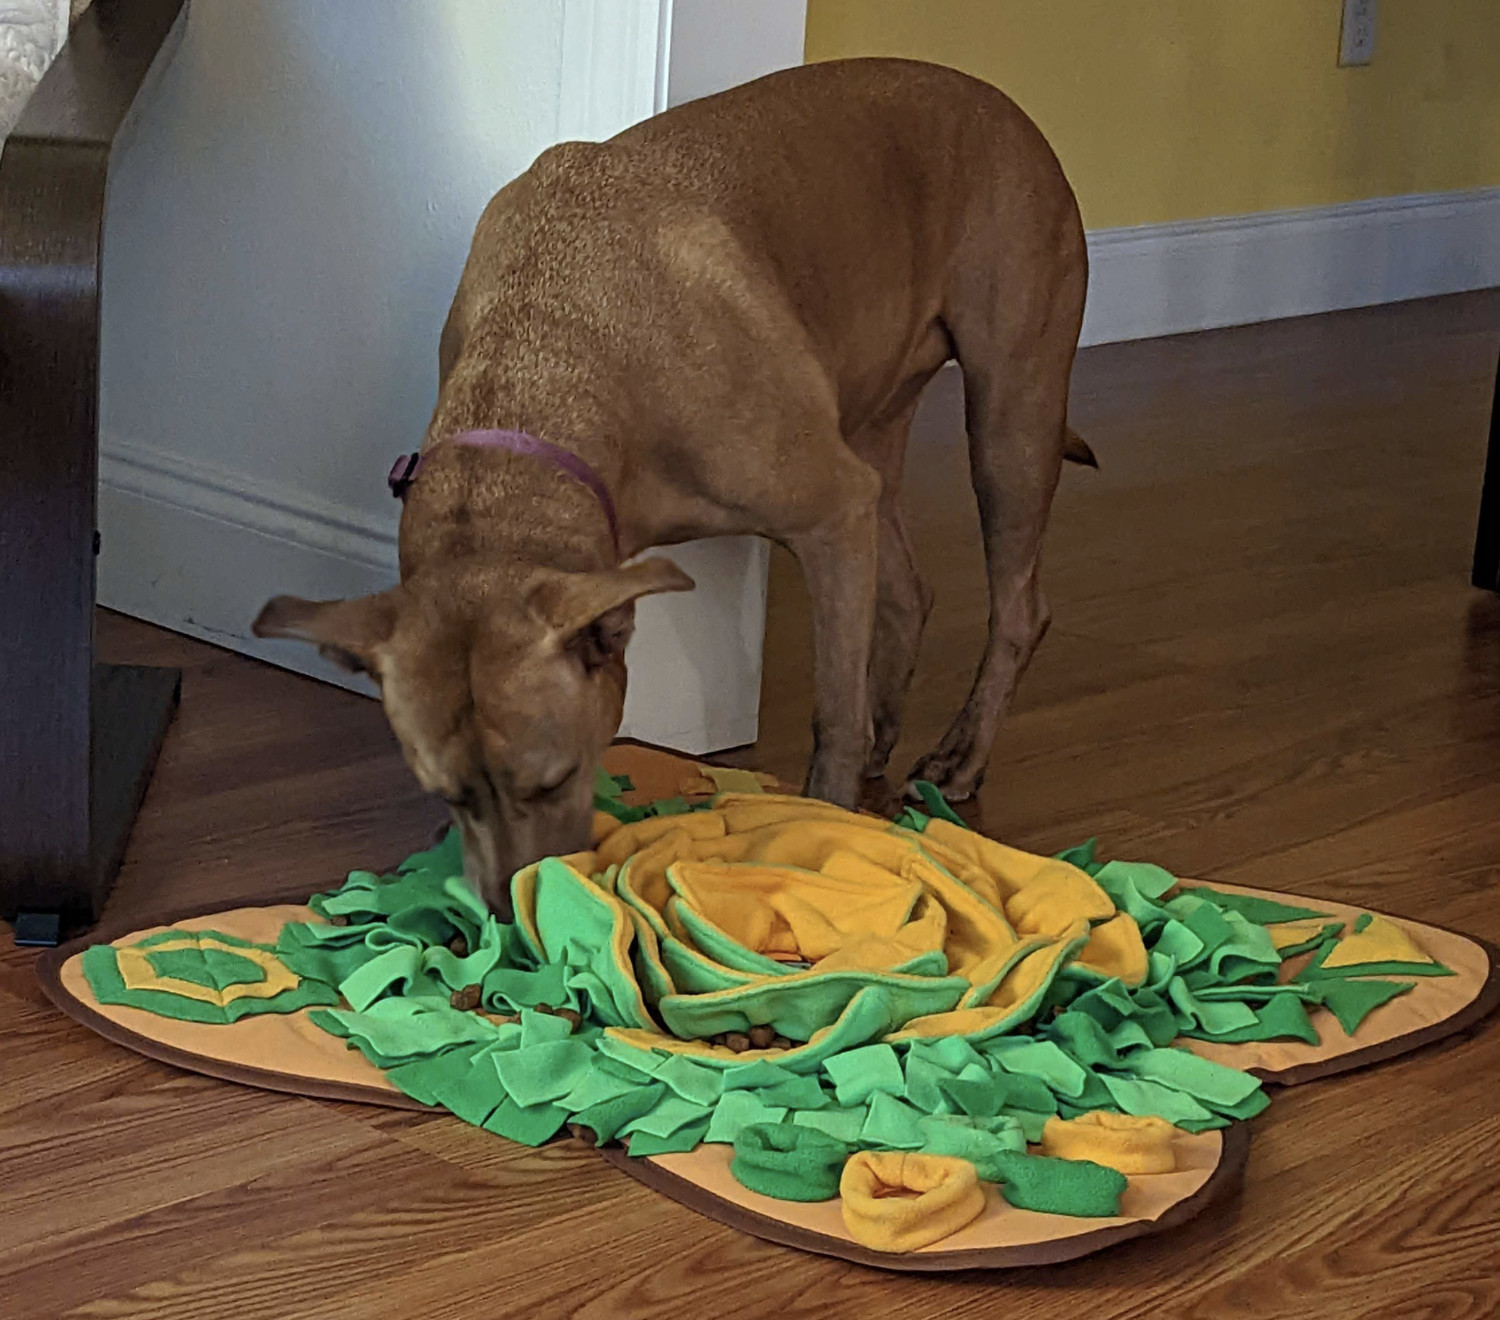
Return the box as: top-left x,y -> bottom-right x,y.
1266,918 -> 1337,951
1323,914 -> 1435,968
1040,1112 -> 1179,1174
920,820 -> 1116,934
1074,912 -> 1149,986
1005,865 -> 1117,938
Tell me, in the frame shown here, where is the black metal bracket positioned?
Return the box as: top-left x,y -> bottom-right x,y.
13,912 -> 62,948
1471,350 -> 1500,593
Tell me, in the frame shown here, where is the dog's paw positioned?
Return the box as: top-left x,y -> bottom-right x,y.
858,775 -> 902,819
803,761 -> 863,811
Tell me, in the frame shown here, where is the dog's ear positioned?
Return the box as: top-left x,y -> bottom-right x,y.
251,590 -> 402,676
528,557 -> 695,673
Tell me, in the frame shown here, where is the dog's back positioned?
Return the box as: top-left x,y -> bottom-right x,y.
434,58 -> 1084,454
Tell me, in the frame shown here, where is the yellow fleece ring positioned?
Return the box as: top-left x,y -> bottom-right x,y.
839,1151 -> 985,1253
1040,1111 -> 1179,1174
115,938 -> 299,1007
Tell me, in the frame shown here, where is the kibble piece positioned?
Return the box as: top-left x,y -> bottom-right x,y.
747,1024 -> 776,1049
328,914 -> 350,927
723,1032 -> 751,1053
448,934 -> 469,957
531,1003 -> 584,1032
450,984 -> 482,1012
771,1036 -> 794,1051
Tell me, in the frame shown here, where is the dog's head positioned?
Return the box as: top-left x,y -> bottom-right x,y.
252,556 -> 693,915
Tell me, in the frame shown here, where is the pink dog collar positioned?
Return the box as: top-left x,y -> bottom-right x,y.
389,429 -> 620,556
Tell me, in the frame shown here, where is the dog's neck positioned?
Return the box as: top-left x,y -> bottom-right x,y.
401,446 -> 617,574
400,348 -> 642,581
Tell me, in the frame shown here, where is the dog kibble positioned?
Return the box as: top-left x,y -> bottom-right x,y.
747,1025 -> 776,1049
771,1036 -> 793,1051
723,1032 -> 751,1053
450,984 -> 482,1012
448,934 -> 469,957
535,1004 -> 583,1031
328,914 -> 350,927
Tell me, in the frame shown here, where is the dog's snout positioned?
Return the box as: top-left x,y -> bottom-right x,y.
457,802 -> 593,920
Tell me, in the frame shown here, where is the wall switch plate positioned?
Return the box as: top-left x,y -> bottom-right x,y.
1339,0 -> 1378,66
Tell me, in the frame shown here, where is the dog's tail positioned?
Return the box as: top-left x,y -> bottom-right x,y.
1062,426 -> 1098,469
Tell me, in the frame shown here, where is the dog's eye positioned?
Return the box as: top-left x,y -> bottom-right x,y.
525,766 -> 578,802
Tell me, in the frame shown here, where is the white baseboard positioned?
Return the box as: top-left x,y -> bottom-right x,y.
1081,186 -> 1500,345
97,436 -> 767,755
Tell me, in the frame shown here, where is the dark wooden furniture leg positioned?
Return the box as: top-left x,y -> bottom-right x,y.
0,0 -> 187,935
1471,351 -> 1500,592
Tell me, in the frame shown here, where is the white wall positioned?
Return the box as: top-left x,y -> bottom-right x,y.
666,0 -> 807,108
97,0 -> 803,754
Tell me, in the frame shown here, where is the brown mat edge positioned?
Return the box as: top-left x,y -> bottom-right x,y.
597,1123 -> 1251,1273
1250,932 -> 1500,1086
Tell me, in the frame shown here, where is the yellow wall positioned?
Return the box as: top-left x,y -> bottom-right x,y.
805,0 -> 1500,229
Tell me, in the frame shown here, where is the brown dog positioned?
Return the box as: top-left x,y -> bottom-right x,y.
253,58 -> 1089,913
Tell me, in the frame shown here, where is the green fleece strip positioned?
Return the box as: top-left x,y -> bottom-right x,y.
988,1039 -> 1089,1099
484,1097 -> 570,1146
1098,1073 -> 1217,1127
573,1083 -> 668,1145
1052,839 -> 1100,874
990,1151 -> 1128,1218
911,780 -> 969,828
1179,991 -> 1321,1045
1317,976 -> 1416,1035
916,1115 -> 1027,1178
1123,1046 -> 1263,1109
730,1123 -> 850,1202
145,946 -> 266,989
627,1118 -> 712,1156
824,1043 -> 906,1106
1272,924 -> 1346,960
1178,886 -> 1329,925
861,1092 -> 928,1149
620,1094 -> 715,1141
792,1105 -> 871,1144
704,1091 -> 788,1145
658,968 -> 970,1044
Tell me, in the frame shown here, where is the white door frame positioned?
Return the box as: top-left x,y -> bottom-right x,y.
552,0 -> 806,753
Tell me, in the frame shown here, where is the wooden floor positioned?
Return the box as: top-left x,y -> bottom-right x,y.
5,291 -> 1500,1318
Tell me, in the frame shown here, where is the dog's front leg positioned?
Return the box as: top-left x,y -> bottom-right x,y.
787,471 -> 881,809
